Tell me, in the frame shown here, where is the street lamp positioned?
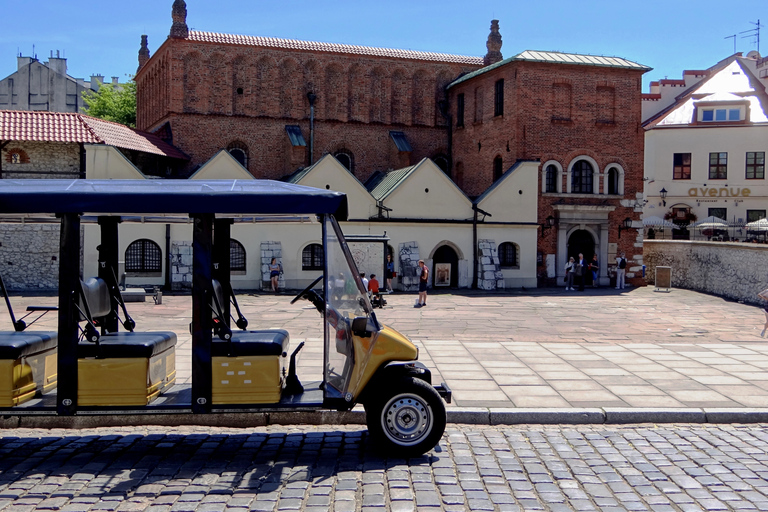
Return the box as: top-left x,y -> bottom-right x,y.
659,187 -> 668,207
540,215 -> 557,237
618,217 -> 633,238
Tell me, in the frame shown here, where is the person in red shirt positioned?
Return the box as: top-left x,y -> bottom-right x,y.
368,274 -> 380,294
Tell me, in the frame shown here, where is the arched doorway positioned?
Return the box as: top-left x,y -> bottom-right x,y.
432,245 -> 459,288
567,230 -> 596,285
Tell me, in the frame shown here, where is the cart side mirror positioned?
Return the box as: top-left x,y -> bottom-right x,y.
351,316 -> 371,338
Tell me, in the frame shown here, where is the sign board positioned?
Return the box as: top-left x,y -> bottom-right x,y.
655,266 -> 672,292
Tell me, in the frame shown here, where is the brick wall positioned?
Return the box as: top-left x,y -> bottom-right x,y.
1,141 -> 80,178
448,61 -> 645,259
137,40 -> 479,179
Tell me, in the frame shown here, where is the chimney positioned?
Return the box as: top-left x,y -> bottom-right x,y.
170,0 -> 189,39
111,77 -> 119,86
137,34 -> 151,72
90,74 -> 104,91
47,50 -> 67,76
17,56 -> 33,70
484,20 -> 503,66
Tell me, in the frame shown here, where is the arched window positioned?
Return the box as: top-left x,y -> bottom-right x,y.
607,167 -> 619,195
571,160 -> 594,194
433,154 -> 450,177
334,150 -> 354,173
230,239 -> 246,273
227,141 -> 248,167
498,242 -> 519,268
302,243 -> 324,271
545,164 -> 558,193
493,156 -> 503,182
125,239 -> 162,274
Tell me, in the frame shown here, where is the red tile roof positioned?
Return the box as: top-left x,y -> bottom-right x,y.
0,110 -> 188,160
188,31 -> 484,65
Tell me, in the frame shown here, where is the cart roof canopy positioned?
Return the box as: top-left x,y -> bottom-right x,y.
0,179 -> 348,220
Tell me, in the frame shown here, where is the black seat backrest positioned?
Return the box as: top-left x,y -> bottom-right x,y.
79,278 -> 111,321
211,279 -> 226,318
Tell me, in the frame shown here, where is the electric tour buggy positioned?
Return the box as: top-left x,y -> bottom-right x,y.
0,179 -> 450,456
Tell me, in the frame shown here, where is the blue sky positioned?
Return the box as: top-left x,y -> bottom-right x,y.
0,0 -> 766,90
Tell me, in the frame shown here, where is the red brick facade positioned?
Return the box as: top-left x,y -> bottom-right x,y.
136,38 -> 479,181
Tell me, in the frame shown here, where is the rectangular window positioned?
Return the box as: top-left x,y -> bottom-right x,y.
389,131 -> 412,152
673,153 -> 691,180
729,108 -> 740,121
494,79 -> 504,116
701,108 -> 741,122
708,208 -> 727,221
746,151 -> 765,179
285,125 -> 306,147
456,93 -> 464,127
715,109 -> 727,121
708,152 -> 727,179
702,110 -> 714,121
747,210 -> 767,223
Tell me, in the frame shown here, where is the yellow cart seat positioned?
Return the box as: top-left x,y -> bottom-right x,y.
211,329 -> 289,405
0,331 -> 58,406
76,277 -> 177,406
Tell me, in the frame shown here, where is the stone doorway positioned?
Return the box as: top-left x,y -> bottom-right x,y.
432,244 -> 459,288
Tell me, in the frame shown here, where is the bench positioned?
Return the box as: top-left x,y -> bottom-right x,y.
76,277 -> 176,406
0,274 -> 58,406
210,279 -> 289,404
370,290 -> 390,308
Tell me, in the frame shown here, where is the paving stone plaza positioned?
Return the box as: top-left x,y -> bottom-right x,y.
4,286 -> 768,510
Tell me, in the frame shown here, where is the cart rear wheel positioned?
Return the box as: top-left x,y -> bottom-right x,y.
365,377 -> 446,457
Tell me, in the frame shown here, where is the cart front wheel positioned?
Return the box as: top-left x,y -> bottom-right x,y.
366,377 -> 446,457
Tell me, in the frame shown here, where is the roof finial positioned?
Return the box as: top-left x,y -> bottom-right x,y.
137,35 -> 150,72
484,20 -> 503,66
170,0 -> 189,39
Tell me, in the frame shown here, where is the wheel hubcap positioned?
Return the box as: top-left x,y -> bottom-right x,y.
382,393 -> 433,446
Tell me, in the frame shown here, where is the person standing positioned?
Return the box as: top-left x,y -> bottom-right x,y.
589,254 -> 600,288
576,253 -> 586,291
385,254 -> 395,292
565,257 -> 576,290
360,272 -> 368,292
615,252 -> 627,290
268,257 -> 282,293
415,259 -> 429,308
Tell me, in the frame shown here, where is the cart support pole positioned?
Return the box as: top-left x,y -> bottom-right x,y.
57,213 -> 80,415
192,213 -> 214,414
98,217 -> 120,333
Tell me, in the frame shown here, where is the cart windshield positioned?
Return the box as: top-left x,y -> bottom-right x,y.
323,216 -> 377,398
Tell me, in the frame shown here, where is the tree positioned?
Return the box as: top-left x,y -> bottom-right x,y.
81,80 -> 137,128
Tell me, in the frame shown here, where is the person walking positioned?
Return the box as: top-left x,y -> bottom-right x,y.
589,254 -> 600,288
576,253 -> 586,291
385,254 -> 395,291
415,259 -> 429,308
615,252 -> 627,290
268,257 -> 282,293
565,257 -> 576,290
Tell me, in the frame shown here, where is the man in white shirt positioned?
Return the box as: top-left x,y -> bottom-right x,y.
615,252 -> 627,289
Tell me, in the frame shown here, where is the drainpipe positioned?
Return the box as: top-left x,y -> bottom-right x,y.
307,92 -> 316,165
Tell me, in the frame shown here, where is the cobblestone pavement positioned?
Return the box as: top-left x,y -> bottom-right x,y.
8,286 -> 768,409
3,424 -> 768,511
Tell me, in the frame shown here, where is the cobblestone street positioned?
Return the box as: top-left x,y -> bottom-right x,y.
3,424 -> 768,512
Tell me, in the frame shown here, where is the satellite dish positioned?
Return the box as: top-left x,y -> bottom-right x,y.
747,50 -> 761,59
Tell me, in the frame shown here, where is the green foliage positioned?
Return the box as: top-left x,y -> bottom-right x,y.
81,80 -> 137,128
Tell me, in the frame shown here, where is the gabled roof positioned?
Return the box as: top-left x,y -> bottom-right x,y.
448,50 -> 650,89
188,31 -> 484,65
0,110 -> 188,160
474,160 -> 540,204
644,58 -> 768,128
365,164 -> 418,201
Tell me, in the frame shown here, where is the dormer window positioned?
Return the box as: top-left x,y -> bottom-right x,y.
701,108 -> 740,122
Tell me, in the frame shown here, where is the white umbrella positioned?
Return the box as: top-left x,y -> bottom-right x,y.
692,216 -> 728,229
642,216 -> 677,229
746,218 -> 768,232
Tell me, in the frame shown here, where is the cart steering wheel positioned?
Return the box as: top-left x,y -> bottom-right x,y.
291,275 -> 324,305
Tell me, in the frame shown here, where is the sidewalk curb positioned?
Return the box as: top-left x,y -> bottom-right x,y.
3,408 -> 768,430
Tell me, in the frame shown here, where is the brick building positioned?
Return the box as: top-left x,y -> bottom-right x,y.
135,0 -> 650,287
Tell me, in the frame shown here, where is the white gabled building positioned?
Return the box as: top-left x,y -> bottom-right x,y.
643,53 -> 768,236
